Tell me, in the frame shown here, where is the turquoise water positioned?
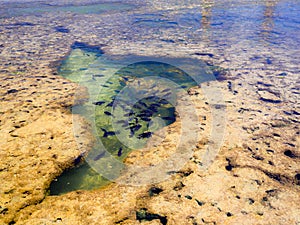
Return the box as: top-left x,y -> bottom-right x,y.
0,2 -> 134,18
49,42 -> 216,195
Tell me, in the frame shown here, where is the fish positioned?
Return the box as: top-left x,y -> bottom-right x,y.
116,120 -> 129,127
159,99 -> 169,104
129,117 -> 138,124
151,90 -> 160,95
161,88 -> 171,93
104,111 -> 113,116
93,74 -> 104,78
227,81 -> 232,91
93,101 -> 106,106
124,111 -> 135,117
149,105 -> 158,112
106,101 -> 114,107
150,103 -> 160,108
140,117 -> 151,122
138,131 -> 152,139
117,147 -> 123,157
101,128 -> 118,137
138,112 -> 151,118
142,109 -> 154,115
130,124 -> 142,132
163,92 -> 172,98
149,84 -> 157,89
93,151 -> 106,161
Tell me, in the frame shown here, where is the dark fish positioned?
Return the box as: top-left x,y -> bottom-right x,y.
117,147 -> 123,157
194,52 -> 214,57
130,124 -> 142,132
93,151 -> 106,161
161,88 -> 171,93
55,26 -> 69,33
143,109 -> 154,115
93,74 -> 104,78
151,90 -> 160,95
124,111 -> 135,117
149,105 -> 158,113
104,111 -> 113,116
129,117 -> 138,124
79,68 -> 88,71
102,84 -> 109,88
93,101 -> 105,106
150,103 -> 160,108
106,101 -> 114,107
138,132 -> 152,139
163,92 -> 172,98
114,90 -> 120,93
138,112 -> 151,118
149,84 -> 157,89
140,117 -> 151,122
227,81 -> 232,92
159,99 -> 169,104
101,128 -> 118,137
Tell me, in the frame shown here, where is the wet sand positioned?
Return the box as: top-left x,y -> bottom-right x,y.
0,0 -> 299,224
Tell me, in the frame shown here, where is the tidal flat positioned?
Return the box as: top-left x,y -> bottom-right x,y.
0,0 -> 299,224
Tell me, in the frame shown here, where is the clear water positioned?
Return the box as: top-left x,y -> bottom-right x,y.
0,2 -> 134,18
49,43 -> 217,195
15,0 -> 298,194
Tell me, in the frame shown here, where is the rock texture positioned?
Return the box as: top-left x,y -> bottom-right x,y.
0,0 -> 299,224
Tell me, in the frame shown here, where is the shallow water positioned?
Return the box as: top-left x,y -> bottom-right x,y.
46,0 -> 299,195
0,2 -> 134,18
1,0 -> 299,196
50,43 -> 217,194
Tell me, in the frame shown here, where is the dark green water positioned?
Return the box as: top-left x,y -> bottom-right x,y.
49,42 -> 216,195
